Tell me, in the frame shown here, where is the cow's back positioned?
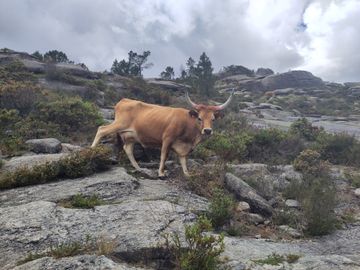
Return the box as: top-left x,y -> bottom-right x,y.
114,98 -> 192,147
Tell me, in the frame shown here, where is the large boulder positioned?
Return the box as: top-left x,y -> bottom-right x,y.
225,173 -> 273,216
25,138 -> 62,154
255,68 -> 274,77
261,70 -> 325,91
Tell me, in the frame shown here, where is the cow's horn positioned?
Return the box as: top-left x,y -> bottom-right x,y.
185,91 -> 199,109
215,89 -> 235,110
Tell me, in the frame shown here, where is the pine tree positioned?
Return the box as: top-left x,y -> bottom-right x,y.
160,66 -> 175,80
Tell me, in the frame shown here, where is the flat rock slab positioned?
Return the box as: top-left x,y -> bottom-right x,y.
0,167 -> 208,212
0,167 -> 207,269
223,225 -> 360,269
0,200 -> 189,269
14,255 -> 149,270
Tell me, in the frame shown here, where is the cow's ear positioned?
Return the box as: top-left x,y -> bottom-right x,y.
189,110 -> 199,118
214,111 -> 224,119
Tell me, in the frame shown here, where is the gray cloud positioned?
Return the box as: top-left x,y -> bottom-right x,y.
0,0 -> 359,82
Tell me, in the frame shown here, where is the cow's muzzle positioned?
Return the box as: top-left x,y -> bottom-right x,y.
202,128 -> 213,135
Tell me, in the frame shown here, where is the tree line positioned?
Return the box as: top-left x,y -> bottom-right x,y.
30,49 -> 216,96
110,50 -> 215,96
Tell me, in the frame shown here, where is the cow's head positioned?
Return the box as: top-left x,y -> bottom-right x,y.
186,90 -> 234,135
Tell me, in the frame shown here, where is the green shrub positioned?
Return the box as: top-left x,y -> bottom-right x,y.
165,216 -> 225,270
0,82 -> 42,115
35,96 -> 104,135
302,175 -> 337,236
58,146 -> 112,178
0,146 -> 112,189
184,163 -> 226,198
197,132 -> 253,161
248,128 -> 304,164
0,162 -> 60,189
0,109 -> 24,155
0,60 -> 36,84
289,118 -> 322,141
345,171 -> 360,188
314,132 -> 360,166
291,150 -> 337,236
15,116 -> 61,140
287,149 -> 337,236
207,188 -> 235,229
0,109 -> 61,155
293,149 -> 324,176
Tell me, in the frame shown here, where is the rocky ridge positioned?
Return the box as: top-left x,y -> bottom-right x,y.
1,158 -> 359,270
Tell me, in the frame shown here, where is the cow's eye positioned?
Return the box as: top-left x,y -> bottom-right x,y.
198,117 -> 202,121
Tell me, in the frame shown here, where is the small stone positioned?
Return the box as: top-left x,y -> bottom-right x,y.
354,188 -> 360,197
264,220 -> 271,225
285,199 -> 300,209
236,201 -> 251,212
278,225 -> 302,238
255,234 -> 262,239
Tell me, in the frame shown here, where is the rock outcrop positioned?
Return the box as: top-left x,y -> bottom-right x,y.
0,164 -> 359,269
261,70 -> 325,91
25,138 -> 62,154
256,68 -> 274,77
225,173 -> 273,216
0,167 -> 207,269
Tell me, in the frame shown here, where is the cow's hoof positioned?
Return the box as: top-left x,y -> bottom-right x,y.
158,175 -> 167,180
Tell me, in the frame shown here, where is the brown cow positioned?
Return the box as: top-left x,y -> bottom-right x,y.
91,91 -> 234,177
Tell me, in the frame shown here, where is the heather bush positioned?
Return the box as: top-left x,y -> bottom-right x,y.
0,82 -> 42,115
207,188 -> 235,229
291,150 -> 337,236
35,96 -> 104,135
165,216 -> 225,270
289,118 -> 322,141
314,132 -> 360,166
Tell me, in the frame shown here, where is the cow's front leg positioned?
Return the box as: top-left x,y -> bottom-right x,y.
179,156 -> 190,177
159,141 -> 170,178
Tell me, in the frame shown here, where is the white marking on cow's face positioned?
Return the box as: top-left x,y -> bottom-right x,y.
198,110 -> 215,135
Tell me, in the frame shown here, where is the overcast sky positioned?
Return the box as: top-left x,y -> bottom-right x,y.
1,0 -> 359,82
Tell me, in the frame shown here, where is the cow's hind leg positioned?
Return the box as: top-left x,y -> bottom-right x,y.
91,121 -> 123,147
158,140 -> 171,178
123,142 -> 141,171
